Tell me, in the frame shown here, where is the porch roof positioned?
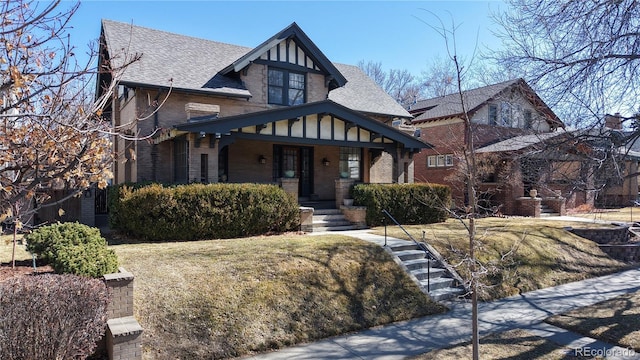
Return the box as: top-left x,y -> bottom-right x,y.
172,100 -> 431,150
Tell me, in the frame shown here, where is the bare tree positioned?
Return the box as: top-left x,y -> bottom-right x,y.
421,55 -> 457,98
357,60 -> 425,107
0,0 -> 146,252
494,0 -> 640,128
415,11 -> 485,359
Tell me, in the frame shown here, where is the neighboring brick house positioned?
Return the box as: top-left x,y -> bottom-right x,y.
408,78 -> 585,216
97,21 -> 429,207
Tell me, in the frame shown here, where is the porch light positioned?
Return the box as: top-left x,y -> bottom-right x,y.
322,158 -> 330,166
258,155 -> 267,164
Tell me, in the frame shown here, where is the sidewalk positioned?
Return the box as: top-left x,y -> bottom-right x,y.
244,230 -> 640,360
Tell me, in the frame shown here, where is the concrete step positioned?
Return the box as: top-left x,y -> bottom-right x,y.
388,243 -> 422,252
428,286 -> 466,302
313,209 -> 341,216
314,214 -> 348,221
394,249 -> 429,261
411,267 -> 446,280
403,258 -> 434,271
420,276 -> 455,291
313,224 -> 363,232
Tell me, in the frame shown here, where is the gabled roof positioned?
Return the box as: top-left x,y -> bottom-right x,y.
409,78 -> 563,129
475,131 -> 566,153
175,100 -> 429,150
100,19 -> 252,98
99,20 -> 410,118
220,22 -> 346,88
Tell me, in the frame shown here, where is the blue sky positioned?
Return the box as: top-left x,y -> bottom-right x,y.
68,0 -> 504,77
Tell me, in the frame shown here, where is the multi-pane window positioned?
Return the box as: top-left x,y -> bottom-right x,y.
488,104 -> 498,125
339,147 -> 361,180
500,102 -> 512,126
524,109 -> 533,129
268,68 -> 305,106
427,154 -> 454,168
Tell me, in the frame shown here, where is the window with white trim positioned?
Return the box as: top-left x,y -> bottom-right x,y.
427,154 -> 454,167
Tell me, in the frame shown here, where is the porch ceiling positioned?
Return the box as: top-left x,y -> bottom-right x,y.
172,100 -> 431,151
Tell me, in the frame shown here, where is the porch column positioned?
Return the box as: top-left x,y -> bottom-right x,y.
395,147 -> 414,184
210,137 -> 219,183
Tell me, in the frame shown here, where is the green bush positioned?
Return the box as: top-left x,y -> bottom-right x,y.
25,222 -> 119,277
0,274 -> 109,360
352,183 -> 451,226
110,183 -> 300,241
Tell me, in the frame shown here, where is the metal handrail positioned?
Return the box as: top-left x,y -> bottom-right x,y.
382,209 -> 432,292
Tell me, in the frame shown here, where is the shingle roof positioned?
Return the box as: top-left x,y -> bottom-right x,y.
475,131 -> 566,153
328,63 -> 411,118
409,79 -> 521,121
409,79 -> 563,128
101,19 -> 252,97
100,19 -> 410,118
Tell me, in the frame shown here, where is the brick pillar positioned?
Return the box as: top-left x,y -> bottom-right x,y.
103,268 -> 143,360
335,178 -> 355,209
279,178 -> 299,200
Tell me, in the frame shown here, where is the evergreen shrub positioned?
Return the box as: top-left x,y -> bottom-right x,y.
109,183 -> 300,241
25,222 -> 118,277
352,183 -> 451,226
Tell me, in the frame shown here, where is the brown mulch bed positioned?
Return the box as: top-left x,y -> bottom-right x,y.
0,260 -> 54,282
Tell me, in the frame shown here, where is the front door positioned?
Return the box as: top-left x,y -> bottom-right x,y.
274,145 -> 314,198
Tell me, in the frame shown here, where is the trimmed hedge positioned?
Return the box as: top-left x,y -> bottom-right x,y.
25,222 -> 119,278
109,183 -> 300,241
352,183 -> 451,226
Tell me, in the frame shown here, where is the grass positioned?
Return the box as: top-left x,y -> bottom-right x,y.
3,215 -> 635,359
112,234 -> 446,359
0,234 -> 30,264
409,329 -> 587,359
569,206 -> 640,223
546,289 -> 640,352
372,218 -> 631,300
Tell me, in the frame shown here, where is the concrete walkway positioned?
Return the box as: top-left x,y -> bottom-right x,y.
244,230 -> 640,360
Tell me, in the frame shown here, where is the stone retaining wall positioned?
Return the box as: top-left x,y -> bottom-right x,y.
598,244 -> 640,262
567,226 -> 629,244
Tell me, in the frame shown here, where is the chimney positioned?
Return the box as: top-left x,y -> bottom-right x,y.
604,113 -> 622,130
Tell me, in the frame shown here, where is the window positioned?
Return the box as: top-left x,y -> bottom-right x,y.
500,102 -> 512,126
524,110 -> 533,129
268,68 -> 305,106
339,147 -> 361,180
488,104 -> 498,125
427,154 -> 454,168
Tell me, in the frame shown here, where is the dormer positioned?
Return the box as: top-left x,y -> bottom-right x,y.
220,23 -> 347,106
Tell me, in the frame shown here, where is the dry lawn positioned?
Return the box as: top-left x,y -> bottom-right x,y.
113,234 -> 446,359
410,329 -> 588,359
373,218 -> 631,300
546,289 -> 640,352
569,207 -> 640,223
